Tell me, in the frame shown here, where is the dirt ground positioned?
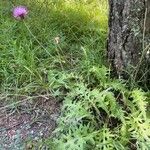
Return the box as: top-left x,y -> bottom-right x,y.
0,94 -> 60,150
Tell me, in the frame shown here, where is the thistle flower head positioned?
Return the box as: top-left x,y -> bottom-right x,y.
13,6 -> 28,20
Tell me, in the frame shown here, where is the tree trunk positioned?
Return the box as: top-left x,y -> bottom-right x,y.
107,0 -> 150,77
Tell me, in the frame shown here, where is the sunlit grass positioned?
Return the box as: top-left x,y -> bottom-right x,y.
0,0 -> 108,95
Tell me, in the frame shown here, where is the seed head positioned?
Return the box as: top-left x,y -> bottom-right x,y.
54,37 -> 60,44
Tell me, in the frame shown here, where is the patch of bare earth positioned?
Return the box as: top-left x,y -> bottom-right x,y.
0,95 -> 60,150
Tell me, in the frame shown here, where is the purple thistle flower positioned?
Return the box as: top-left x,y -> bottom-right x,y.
13,6 -> 28,20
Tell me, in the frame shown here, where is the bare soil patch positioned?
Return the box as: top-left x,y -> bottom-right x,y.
0,95 -> 60,150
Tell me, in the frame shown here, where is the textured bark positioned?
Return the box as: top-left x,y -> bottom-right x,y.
107,0 -> 150,76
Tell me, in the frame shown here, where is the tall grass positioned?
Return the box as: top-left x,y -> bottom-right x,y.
0,0 -> 108,95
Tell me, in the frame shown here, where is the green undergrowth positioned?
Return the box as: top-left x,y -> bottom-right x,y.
46,68 -> 150,150
0,0 -> 150,150
0,0 -> 107,94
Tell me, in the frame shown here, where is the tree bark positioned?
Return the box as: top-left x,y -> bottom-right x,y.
107,0 -> 150,77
